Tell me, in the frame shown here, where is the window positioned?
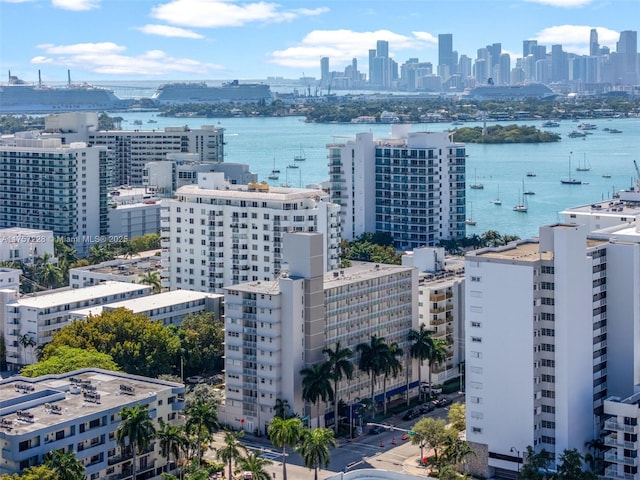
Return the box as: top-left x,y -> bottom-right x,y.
470,351 -> 482,358
471,321 -> 481,328
471,336 -> 482,343
470,276 -> 481,282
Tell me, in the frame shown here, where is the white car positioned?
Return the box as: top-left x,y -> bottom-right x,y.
186,375 -> 205,384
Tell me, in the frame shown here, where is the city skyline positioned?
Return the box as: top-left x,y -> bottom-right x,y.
0,0 -> 637,82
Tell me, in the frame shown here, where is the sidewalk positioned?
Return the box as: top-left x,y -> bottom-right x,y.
402,455 -> 438,479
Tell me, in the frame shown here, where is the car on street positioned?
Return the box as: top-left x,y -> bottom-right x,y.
186,375 -> 205,384
402,409 -> 419,421
418,403 -> 435,414
434,397 -> 452,408
368,425 -> 385,435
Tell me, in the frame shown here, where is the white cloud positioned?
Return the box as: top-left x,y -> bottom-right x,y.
32,42 -> 224,76
268,29 -> 437,69
137,24 -> 204,39
52,0 -> 101,10
534,25 -> 619,54
150,0 -> 328,28
524,0 -> 592,7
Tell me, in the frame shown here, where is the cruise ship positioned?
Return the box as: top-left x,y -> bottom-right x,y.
151,80 -> 273,105
464,83 -> 558,101
0,71 -> 132,113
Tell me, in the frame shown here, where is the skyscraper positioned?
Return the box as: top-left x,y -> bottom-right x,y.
320,56 -> 330,87
589,28 -> 599,57
523,39 -> 538,58
376,39 -> 389,58
616,30 -> 638,85
438,33 -> 454,78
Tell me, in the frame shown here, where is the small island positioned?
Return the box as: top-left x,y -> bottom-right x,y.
451,124 -> 561,143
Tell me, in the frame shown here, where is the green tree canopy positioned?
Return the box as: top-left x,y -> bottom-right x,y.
411,417 -> 448,464
45,308 -> 181,377
178,311 -> 225,376
20,346 -> 119,377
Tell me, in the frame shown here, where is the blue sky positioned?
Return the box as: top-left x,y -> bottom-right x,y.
0,0 -> 637,82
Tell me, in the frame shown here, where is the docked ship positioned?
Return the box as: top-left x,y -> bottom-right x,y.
151,80 -> 273,105
464,83 -> 558,101
0,70 -> 132,113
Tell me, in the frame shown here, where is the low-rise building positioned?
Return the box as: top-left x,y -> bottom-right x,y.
0,368 -> 185,479
69,251 -> 162,289
70,290 -> 223,327
4,281 -> 151,369
0,228 -> 55,263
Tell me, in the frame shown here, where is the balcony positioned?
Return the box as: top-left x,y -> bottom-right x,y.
603,465 -> 636,480
605,452 -> 638,467
605,435 -> 636,449
605,419 -> 638,434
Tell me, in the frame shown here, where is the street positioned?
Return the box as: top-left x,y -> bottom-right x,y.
206,393 -> 463,479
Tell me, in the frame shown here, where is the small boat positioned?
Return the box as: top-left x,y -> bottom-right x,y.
133,120 -> 143,125
294,145 -> 306,161
608,128 -> 622,134
494,186 -> 502,205
269,157 -> 280,180
451,120 -> 464,125
542,120 -> 560,128
513,181 -> 528,212
470,169 -> 484,190
561,154 -> 582,185
147,119 -> 158,124
465,202 -> 477,226
522,178 -> 534,195
602,173 -> 612,178
288,164 -> 299,169
568,130 -> 587,138
526,172 -> 536,177
576,154 -> 591,172
577,122 -> 597,130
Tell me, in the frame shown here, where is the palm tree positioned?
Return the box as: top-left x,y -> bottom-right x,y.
38,261 -> 63,289
273,398 -> 291,419
322,342 -> 353,433
381,342 -> 403,415
356,335 -> 390,408
156,419 -> 185,472
216,430 -> 247,480
409,324 -> 436,400
116,404 -> 156,480
140,270 -> 162,293
185,397 -> 218,464
45,450 -> 85,480
441,432 -> 474,468
300,362 -> 334,428
267,416 -> 303,480
426,338 -> 448,398
297,427 -> 337,480
235,451 -> 273,480
18,333 -> 36,366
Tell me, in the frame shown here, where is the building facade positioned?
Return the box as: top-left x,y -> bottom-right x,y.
463,224 -> 618,478
0,368 -> 185,479
328,125 -> 466,249
222,232 -> 418,434
161,173 -> 341,293
4,281 -> 151,368
0,138 -> 108,257
0,228 -> 55,263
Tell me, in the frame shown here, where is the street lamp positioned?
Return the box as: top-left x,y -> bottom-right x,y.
510,447 -> 521,479
349,397 -> 360,439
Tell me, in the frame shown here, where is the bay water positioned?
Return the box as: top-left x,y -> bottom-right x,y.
115,111 -> 640,240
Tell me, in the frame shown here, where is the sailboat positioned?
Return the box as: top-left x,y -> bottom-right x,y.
513,186 -> 528,212
268,157 -> 280,180
576,153 -> 591,172
294,145 -> 306,162
493,186 -> 502,205
470,168 -> 484,189
561,153 -> 582,185
465,202 -> 477,226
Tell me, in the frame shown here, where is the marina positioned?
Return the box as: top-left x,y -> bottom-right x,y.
111,112 -> 640,240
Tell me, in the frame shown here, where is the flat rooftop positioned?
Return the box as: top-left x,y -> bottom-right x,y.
177,184 -> 326,201
0,369 -> 183,434
70,290 -> 222,318
73,256 -> 162,277
0,227 -> 54,238
11,281 -> 150,309
561,197 -> 640,216
474,241 -> 553,262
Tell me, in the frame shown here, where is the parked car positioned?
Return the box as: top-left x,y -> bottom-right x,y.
368,425 -> 384,435
186,375 -> 205,384
402,409 -> 419,421
418,403 -> 435,414
434,397 -> 451,408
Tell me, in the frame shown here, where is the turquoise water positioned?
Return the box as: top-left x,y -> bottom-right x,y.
116,112 -> 640,240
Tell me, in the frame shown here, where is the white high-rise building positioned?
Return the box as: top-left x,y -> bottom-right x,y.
221,232 -> 418,434
403,247 -> 465,386
161,173 -> 341,293
463,222 -> 640,478
38,112 -> 225,187
0,138 -> 108,256
328,125 -> 466,249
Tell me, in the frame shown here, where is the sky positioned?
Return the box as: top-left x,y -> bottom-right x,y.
0,0 -> 637,83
